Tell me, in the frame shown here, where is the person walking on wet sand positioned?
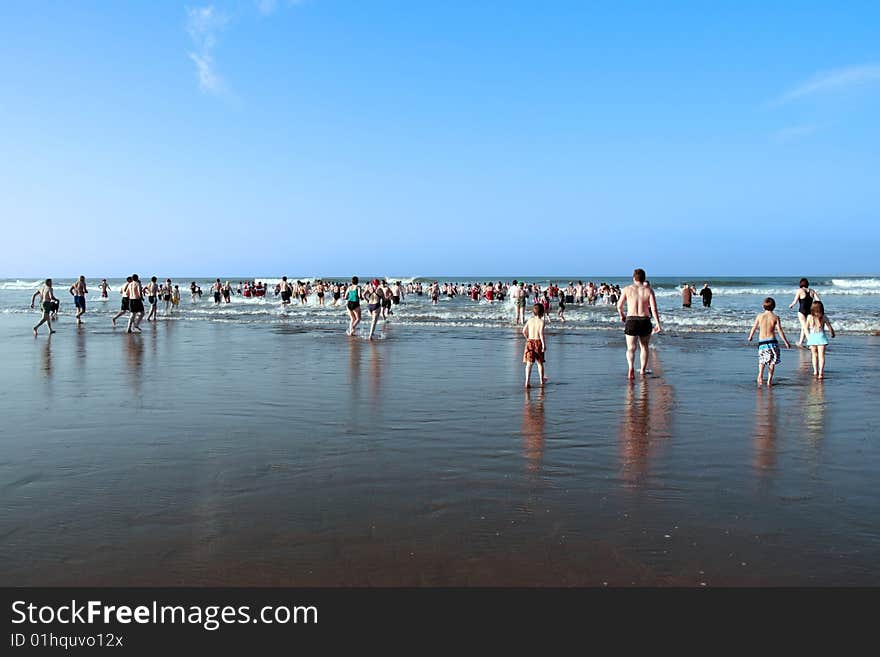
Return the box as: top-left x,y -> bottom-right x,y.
618,268 -> 662,379
380,280 -> 393,320
162,278 -> 173,315
31,279 -> 58,336
804,301 -> 835,380
364,279 -> 385,340
522,303 -> 547,388
144,276 -> 159,322
748,297 -> 791,386
69,275 -> 88,325
125,274 -> 146,333
111,276 -> 133,327
345,276 -> 362,336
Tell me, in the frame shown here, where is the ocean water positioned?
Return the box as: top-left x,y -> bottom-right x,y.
2,275 -> 879,335
1,276 -> 879,585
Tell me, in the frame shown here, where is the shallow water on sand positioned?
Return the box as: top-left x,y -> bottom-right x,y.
1,316 -> 879,585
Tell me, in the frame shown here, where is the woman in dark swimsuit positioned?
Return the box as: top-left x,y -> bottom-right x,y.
345,277 -> 362,336
364,279 -> 384,340
789,278 -> 821,346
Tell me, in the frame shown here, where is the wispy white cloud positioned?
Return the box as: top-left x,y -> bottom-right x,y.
771,64 -> 880,105
772,124 -> 819,144
186,5 -> 229,94
255,0 -> 304,16
186,1 -> 305,95
188,52 -> 221,93
255,0 -> 278,15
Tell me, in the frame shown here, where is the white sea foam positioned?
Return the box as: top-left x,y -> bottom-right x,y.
831,278 -> 880,289
652,285 -> 880,297
0,279 -> 44,290
3,277 -> 879,333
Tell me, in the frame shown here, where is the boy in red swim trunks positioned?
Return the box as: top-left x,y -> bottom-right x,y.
522,303 -> 547,388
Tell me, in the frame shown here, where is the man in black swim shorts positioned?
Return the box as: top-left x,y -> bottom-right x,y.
111,276 -> 133,327
280,276 -> 292,305
126,274 -> 146,333
624,316 -> 653,337
618,268 -> 662,379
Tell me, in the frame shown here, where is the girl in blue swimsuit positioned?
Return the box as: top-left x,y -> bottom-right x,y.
805,301 -> 835,379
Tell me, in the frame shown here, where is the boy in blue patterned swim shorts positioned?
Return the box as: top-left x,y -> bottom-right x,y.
748,297 -> 791,386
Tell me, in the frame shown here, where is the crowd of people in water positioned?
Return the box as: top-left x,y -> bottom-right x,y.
28,271 -> 837,386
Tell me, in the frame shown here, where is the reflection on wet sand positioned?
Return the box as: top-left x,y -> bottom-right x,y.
75,325 -> 87,361
145,323 -> 159,362
347,337 -> 390,426
802,378 -> 826,459
618,349 -> 673,486
74,327 -> 88,388
795,346 -> 814,375
368,341 -> 383,412
521,388 -> 545,474
3,323 -> 879,586
125,335 -> 144,399
347,338 -> 362,411
41,335 -> 52,376
752,386 -> 777,478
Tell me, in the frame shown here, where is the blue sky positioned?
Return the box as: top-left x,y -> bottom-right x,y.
1,0 -> 878,277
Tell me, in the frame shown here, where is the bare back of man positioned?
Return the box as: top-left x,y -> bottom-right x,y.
681,284 -> 694,307
617,269 -> 661,379
125,277 -> 145,333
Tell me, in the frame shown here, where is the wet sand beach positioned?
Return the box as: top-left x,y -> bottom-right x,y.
1,316 -> 879,586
